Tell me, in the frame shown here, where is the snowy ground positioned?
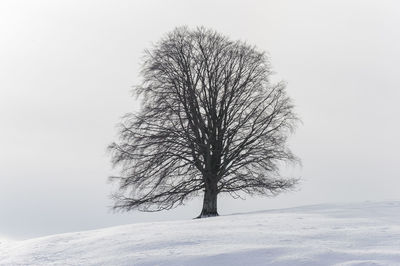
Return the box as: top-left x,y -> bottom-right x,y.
1,201 -> 400,265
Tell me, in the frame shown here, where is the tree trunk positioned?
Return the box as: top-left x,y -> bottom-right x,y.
197,181 -> 218,218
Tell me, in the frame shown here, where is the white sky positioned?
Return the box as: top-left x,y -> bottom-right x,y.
1,0 -> 399,240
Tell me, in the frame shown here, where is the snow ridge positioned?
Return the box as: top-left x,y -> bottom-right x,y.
1,201 -> 400,265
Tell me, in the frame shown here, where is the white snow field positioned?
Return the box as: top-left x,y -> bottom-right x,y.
1,201 -> 400,265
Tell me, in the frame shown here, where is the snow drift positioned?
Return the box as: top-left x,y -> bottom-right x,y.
1,201 -> 400,265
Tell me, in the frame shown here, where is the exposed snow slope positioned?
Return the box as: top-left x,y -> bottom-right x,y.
1,201 -> 400,265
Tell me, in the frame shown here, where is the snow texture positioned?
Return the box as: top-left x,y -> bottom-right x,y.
1,201 -> 400,265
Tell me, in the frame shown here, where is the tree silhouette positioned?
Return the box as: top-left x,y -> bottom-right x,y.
109,27 -> 299,217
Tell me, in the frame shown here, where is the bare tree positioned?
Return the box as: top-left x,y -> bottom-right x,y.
109,26 -> 299,218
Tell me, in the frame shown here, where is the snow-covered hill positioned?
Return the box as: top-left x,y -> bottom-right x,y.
1,201 -> 400,265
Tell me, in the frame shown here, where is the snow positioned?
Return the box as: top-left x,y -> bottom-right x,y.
1,201 -> 400,265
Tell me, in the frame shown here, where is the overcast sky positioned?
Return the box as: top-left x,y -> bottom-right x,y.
1,0 -> 399,240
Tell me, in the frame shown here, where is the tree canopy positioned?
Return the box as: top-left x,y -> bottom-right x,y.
109,26 -> 299,217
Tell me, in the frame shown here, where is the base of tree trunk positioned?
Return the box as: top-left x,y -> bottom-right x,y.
195,211 -> 219,219
197,181 -> 219,219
